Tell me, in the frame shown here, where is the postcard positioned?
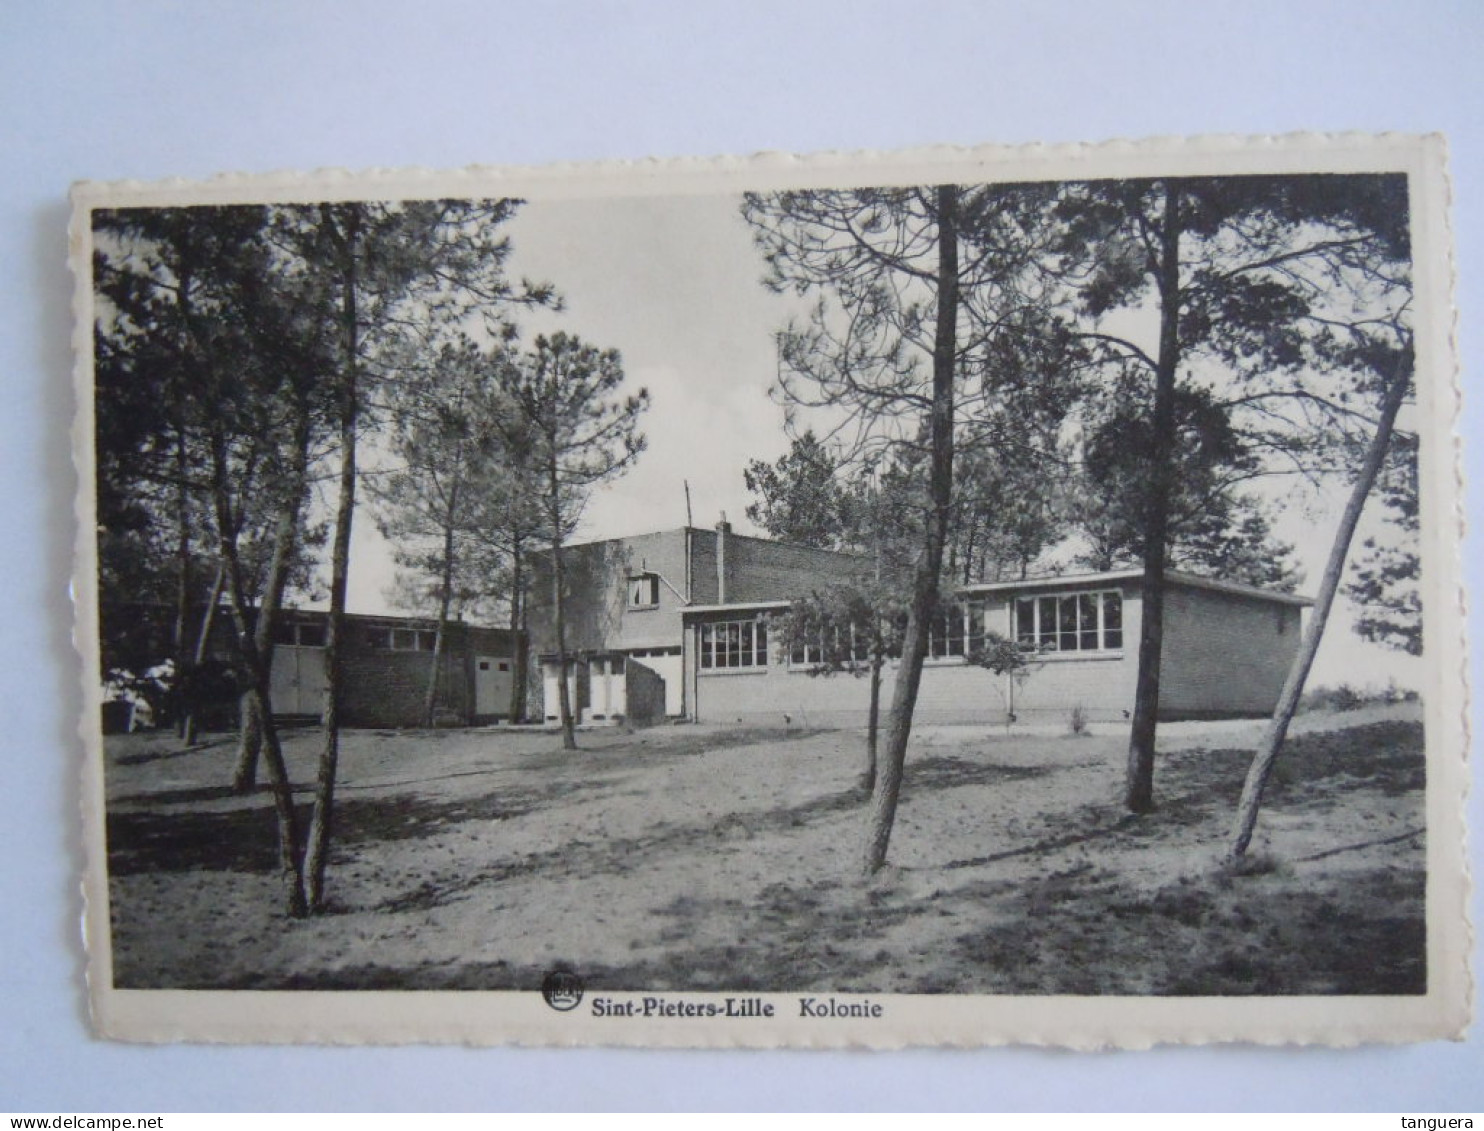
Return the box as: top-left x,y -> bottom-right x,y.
73,134 -> 1468,1046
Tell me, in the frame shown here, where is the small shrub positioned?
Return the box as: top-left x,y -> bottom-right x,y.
1068,704 -> 1089,736
1218,851 -> 1288,880
1382,678 -> 1420,704
1302,683 -> 1365,713
1271,758 -> 1300,788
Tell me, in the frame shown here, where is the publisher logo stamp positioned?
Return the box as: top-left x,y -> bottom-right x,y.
540,969 -> 585,1012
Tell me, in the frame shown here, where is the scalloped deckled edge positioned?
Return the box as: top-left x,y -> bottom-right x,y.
71,132 -> 1471,1049
71,131 -> 1445,206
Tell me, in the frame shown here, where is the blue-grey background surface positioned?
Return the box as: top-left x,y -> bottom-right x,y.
2,0 -> 1478,1112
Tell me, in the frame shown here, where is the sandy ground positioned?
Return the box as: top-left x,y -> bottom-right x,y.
103,703 -> 1426,995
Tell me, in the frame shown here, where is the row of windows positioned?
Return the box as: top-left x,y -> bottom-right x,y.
698,619 -> 769,669
710,589 -> 1125,672
367,627 -> 440,652
273,621 -> 446,652
789,603 -> 995,664
791,623 -> 872,667
1015,591 -> 1123,653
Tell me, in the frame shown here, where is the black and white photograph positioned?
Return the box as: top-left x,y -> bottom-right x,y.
75,138 -> 1465,1046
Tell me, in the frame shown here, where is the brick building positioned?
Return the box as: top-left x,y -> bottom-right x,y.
682,569 -> 1308,727
524,521 -> 866,724
526,523 -> 1310,728
270,610 -> 520,727
101,602 -> 522,731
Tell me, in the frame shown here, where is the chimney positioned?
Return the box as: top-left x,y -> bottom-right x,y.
715,513 -> 731,604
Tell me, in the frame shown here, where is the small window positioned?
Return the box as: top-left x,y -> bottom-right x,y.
275,621 -> 325,647
385,627 -> 438,651
497,661 -> 510,672
479,661 -> 490,671
628,573 -> 660,608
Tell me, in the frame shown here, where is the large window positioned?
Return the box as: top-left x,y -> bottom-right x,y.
699,618 -> 769,670
790,622 -> 870,667
926,600 -> 990,659
1015,590 -> 1123,653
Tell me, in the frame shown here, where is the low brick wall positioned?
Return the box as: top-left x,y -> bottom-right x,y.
340,646 -> 470,728
1160,584 -> 1303,718
689,655 -> 1143,728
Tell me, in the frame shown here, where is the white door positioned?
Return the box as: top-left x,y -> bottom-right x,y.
588,657 -> 626,720
646,651 -> 683,715
270,646 -> 326,715
475,655 -> 513,717
541,660 -> 582,723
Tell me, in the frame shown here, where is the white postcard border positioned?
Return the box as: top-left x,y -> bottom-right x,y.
73,132 -> 1469,1049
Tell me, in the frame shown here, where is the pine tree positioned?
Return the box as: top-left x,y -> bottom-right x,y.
294,199 -> 554,913
1048,174 -> 1413,813
371,340 -> 512,726
743,183 -> 1071,873
504,332 -> 649,751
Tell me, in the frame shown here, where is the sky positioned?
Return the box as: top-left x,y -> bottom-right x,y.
344,192 -> 801,604
339,187 -> 1422,693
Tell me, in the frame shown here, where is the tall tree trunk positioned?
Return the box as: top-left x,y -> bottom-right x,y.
1125,180 -> 1183,815
508,534 -> 526,722
422,507 -> 458,728
545,437 -> 578,750
171,251 -> 307,918
863,184 -> 958,875
862,532 -> 884,792
233,690 -> 263,791
209,432 -> 307,917
1228,357 -> 1411,859
230,408 -> 312,792
550,486 -> 577,749
422,620 -> 448,729
305,205 -> 360,913
172,424 -> 192,739
181,561 -> 224,746
239,683 -> 306,916
863,651 -> 882,793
